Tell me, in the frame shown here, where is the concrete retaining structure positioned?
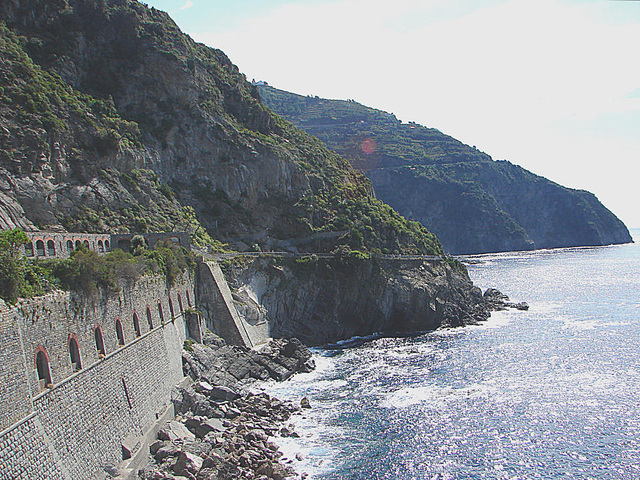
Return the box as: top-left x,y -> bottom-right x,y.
197,261 -> 270,349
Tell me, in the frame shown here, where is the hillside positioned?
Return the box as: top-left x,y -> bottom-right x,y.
259,85 -> 632,254
0,0 -> 443,256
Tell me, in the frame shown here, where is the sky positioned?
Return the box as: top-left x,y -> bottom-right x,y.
144,0 -> 640,227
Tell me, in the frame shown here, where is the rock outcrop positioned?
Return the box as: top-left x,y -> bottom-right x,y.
182,334 -> 315,387
221,255 -> 500,346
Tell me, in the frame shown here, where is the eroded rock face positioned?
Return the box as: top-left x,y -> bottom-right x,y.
223,256 -> 492,346
182,335 -> 315,387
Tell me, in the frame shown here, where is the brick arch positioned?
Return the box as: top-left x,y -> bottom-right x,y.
157,301 -> 165,324
34,346 -> 52,390
177,293 -> 184,314
35,238 -> 45,256
168,295 -> 175,319
133,311 -> 141,337
115,318 -> 125,346
146,305 -> 154,330
94,324 -> 106,357
46,238 -> 56,256
68,333 -> 82,371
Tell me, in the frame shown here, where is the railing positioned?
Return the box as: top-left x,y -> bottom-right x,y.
206,251 -> 444,261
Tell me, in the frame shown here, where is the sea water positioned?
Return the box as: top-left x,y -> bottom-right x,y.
258,229 -> 640,479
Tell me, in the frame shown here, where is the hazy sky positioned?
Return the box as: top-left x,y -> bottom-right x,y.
145,0 -> 640,227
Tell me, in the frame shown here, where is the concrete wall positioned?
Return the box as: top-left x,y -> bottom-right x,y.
197,261 -> 269,348
0,273 -> 196,479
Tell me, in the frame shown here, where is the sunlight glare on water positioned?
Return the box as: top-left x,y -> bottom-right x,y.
258,231 -> 640,479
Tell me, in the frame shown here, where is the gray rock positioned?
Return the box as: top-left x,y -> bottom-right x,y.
155,444 -> 181,461
209,385 -> 239,401
158,421 -> 196,444
173,451 -> 203,476
150,440 -> 167,455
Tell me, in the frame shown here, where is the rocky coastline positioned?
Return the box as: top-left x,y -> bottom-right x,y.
138,285 -> 526,480
139,335 -> 315,480
223,255 -> 503,346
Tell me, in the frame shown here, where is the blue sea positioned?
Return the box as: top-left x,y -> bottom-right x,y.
259,229 -> 640,479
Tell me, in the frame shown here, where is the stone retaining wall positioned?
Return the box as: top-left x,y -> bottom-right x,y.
0,273 -> 196,479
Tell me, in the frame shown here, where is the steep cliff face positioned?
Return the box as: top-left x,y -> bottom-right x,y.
259,85 -> 632,254
0,0 -> 442,255
222,256 -> 489,346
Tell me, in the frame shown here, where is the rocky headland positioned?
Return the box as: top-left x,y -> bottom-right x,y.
258,85 -> 632,255
221,254 -> 525,346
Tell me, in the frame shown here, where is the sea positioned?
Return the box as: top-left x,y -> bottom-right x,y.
257,229 -> 640,479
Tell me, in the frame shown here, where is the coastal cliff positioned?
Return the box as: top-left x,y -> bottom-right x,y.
258,85 -> 632,254
0,0 -> 442,256
222,256 -> 492,346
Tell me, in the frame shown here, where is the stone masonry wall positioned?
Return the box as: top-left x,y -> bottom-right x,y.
0,272 -> 196,479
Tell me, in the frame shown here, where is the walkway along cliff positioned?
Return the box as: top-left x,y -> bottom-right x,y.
0,250 -> 504,479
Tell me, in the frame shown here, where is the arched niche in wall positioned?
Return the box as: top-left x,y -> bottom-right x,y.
68,334 -> 82,371
186,290 -> 192,308
168,296 -> 175,319
116,318 -> 125,346
177,293 -> 184,314
46,239 -> 55,256
25,242 -> 34,256
95,325 -> 106,357
66,239 -> 73,253
35,346 -> 52,391
146,305 -> 154,330
104,239 -> 110,251
98,240 -> 104,253
133,311 -> 141,337
158,302 -> 165,324
36,240 -> 45,256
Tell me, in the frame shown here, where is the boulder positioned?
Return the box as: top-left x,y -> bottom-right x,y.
155,444 -> 181,461
209,385 -> 239,402
173,451 -> 203,476
158,421 -> 196,444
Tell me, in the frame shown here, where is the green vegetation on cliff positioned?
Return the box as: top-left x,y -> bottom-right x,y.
0,0 -> 445,256
259,85 -> 632,254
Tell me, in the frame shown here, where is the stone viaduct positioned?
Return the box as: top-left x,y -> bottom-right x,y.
22,232 -> 190,259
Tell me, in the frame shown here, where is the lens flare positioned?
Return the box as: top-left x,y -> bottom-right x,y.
361,138 -> 377,155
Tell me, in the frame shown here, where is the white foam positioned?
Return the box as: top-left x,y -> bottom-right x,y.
381,383 -> 497,409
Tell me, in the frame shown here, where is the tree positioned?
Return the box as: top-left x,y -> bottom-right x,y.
0,228 -> 30,303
